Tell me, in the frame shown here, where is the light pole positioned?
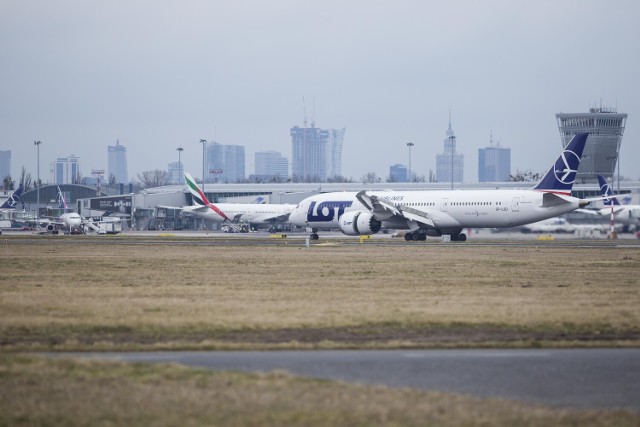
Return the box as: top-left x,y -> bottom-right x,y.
406,142 -> 414,182
33,140 -> 42,219
199,139 -> 207,187
176,147 -> 184,184
449,135 -> 456,189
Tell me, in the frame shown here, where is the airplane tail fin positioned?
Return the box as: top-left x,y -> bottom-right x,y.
184,172 -> 211,206
0,186 -> 23,209
533,132 -> 588,195
597,175 -> 620,206
57,186 -> 68,212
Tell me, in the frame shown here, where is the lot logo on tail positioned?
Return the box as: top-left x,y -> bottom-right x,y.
553,150 -> 580,185
534,132 -> 588,195
1,187 -> 23,209
597,175 -> 620,206
57,186 -> 68,211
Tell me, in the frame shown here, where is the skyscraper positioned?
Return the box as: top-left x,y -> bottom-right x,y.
556,106 -> 627,183
254,151 -> 289,181
0,150 -> 10,183
51,155 -> 80,185
389,164 -> 408,182
291,125 -> 329,182
108,140 -> 128,184
436,120 -> 464,184
167,161 -> 183,185
478,134 -> 511,182
327,128 -> 346,179
206,141 -> 245,183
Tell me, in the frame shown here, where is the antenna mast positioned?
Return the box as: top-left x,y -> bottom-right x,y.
302,96 -> 307,128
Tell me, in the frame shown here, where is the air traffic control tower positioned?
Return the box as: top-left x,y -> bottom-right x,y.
556,107 -> 627,184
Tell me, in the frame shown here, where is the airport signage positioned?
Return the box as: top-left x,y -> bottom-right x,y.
90,196 -> 132,214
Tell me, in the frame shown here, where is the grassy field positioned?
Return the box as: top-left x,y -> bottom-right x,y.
1,235 -> 639,426
0,235 -> 638,350
1,355 -> 638,427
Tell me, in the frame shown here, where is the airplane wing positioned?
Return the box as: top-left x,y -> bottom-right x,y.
242,212 -> 292,225
37,217 -> 65,226
356,191 -> 440,229
575,208 -> 600,216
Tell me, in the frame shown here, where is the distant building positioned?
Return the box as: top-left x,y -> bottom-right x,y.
51,155 -> 80,185
253,151 -> 289,182
108,140 -> 128,184
389,164 -> 408,182
167,160 -> 183,185
206,141 -> 245,183
291,125 -> 329,182
436,120 -> 464,184
327,128 -> 346,179
0,150 -> 10,183
556,106 -> 627,183
478,135 -> 511,182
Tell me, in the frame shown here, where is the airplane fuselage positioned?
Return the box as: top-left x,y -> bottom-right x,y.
185,203 -> 295,225
290,189 -> 583,234
597,206 -> 640,226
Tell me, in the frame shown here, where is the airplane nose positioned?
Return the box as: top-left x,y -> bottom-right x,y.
290,206 -> 305,226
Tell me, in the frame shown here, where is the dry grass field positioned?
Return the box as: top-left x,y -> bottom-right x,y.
1,236 -> 639,426
1,235 -> 638,350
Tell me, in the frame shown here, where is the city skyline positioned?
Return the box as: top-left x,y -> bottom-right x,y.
2,1 -> 639,183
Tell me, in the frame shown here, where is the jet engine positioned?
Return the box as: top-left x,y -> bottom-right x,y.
46,224 -> 55,232
338,211 -> 382,236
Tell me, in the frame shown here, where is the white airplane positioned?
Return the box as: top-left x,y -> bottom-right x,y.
578,175 -> 640,229
36,187 -> 84,234
181,172 -> 295,230
289,132 -> 597,241
519,217 -> 609,235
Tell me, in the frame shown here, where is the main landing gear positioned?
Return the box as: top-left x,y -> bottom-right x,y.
309,228 -> 319,240
450,233 -> 467,242
404,231 -> 467,242
404,231 -> 427,241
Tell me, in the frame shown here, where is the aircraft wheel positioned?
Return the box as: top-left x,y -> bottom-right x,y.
418,233 -> 427,241
404,233 -> 413,241
310,233 -> 319,240
458,233 -> 467,242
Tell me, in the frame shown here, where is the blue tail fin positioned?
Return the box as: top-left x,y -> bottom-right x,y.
597,175 -> 620,206
533,132 -> 588,195
1,186 -> 23,209
57,186 -> 68,212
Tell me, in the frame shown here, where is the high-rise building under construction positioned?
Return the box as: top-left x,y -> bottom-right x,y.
291,125 -> 328,182
556,106 -> 627,184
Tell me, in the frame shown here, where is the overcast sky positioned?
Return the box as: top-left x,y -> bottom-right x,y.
1,0 -> 639,183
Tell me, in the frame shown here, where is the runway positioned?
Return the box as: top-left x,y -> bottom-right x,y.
3,228 -> 639,249
55,348 -> 640,412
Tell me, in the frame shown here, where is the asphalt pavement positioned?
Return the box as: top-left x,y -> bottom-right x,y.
55,348 -> 640,412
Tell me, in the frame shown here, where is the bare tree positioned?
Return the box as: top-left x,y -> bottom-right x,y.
137,170 -> 170,188
327,175 -> 353,183
19,166 -> 33,191
2,175 -> 14,191
361,172 -> 378,183
509,169 -> 542,182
